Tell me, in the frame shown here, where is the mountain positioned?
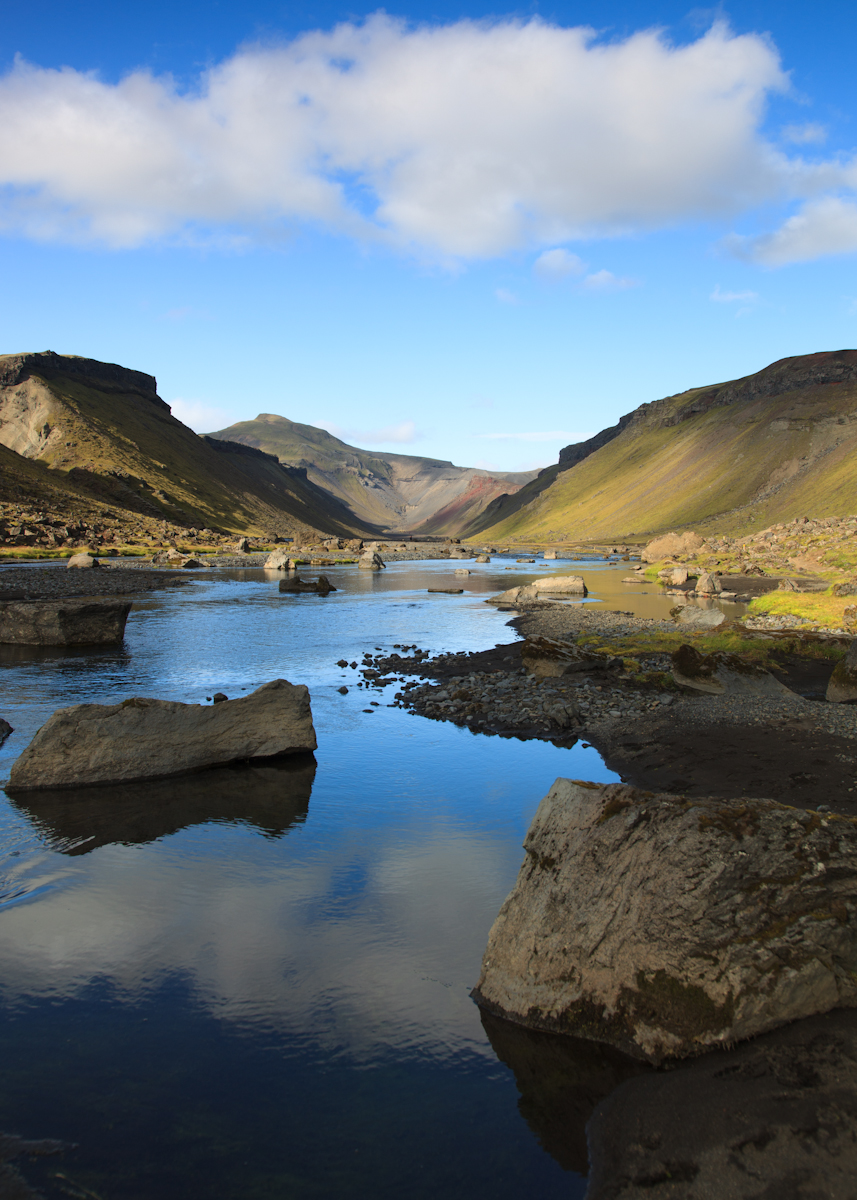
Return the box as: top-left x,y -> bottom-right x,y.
206,413 -> 535,534
0,352 -> 376,538
469,350 -> 857,543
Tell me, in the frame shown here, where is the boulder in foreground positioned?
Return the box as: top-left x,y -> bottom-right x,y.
0,599 -> 132,645
67,553 -> 99,569
473,779 -> 857,1063
8,678 -> 317,791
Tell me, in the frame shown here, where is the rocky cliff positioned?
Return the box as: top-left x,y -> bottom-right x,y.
469,350 -> 857,542
0,352 -> 376,538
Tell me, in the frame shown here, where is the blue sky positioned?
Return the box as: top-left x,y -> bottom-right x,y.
2,1 -> 856,472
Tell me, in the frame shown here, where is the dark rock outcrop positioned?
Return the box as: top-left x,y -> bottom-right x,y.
0,599 -> 131,645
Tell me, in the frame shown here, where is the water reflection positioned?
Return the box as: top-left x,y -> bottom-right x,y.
8,756 -> 316,855
480,1010 -> 651,1175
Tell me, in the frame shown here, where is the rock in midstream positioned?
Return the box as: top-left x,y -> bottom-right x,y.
8,679 -> 317,790
0,599 -> 132,645
473,779 -> 857,1064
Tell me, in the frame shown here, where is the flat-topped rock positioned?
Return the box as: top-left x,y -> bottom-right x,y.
473,779 -> 857,1064
8,678 -> 317,791
0,599 -> 132,645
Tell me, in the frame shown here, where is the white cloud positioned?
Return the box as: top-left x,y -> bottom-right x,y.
0,17 -> 813,259
581,269 -> 638,291
479,430 -> 593,442
710,284 -> 759,302
533,248 -> 586,279
782,122 -> 827,145
728,196 -> 857,265
170,397 -> 237,432
494,287 -> 519,304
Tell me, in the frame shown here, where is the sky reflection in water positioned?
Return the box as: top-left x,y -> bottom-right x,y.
0,557 -> 662,1197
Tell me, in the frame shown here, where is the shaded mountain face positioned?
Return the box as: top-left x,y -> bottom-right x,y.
472,350 -> 857,543
207,413 -> 535,535
0,353 -> 376,538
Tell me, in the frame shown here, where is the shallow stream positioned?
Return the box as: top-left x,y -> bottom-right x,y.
0,556 -> 724,1198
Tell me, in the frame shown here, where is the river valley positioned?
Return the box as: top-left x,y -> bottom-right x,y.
0,555 -> 690,1199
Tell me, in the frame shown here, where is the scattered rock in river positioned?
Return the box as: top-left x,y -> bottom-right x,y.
0,599 -> 132,646
264,548 -> 292,570
0,718 -> 12,746
66,553 -> 99,569
473,778 -> 857,1063
278,575 -> 337,595
8,678 -> 317,791
358,551 -> 386,570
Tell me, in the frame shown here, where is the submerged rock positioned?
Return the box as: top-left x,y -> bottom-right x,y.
0,717 -> 12,746
278,575 -> 336,595
8,678 -> 317,791
586,1009 -> 857,1199
473,779 -> 857,1063
0,599 -> 132,645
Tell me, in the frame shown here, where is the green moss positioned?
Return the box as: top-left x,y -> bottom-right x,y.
627,970 -> 734,1040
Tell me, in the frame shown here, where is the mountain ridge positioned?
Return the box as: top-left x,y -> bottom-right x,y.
207,412 -> 536,534
0,352 -> 377,539
469,350 -> 857,542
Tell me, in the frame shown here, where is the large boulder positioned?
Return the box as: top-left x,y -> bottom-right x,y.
8,678 -> 317,791
67,553 -> 99,569
827,639 -> 857,702
234,537 -> 250,553
543,550 -> 558,560
658,565 -> 690,586
473,779 -> 857,1064
0,599 -> 132,646
532,575 -> 587,595
358,552 -> 386,571
641,531 -> 705,563
671,643 -> 795,697
672,604 -> 725,629
520,636 -> 607,678
694,570 -> 722,594
264,548 -> 292,570
486,584 -> 540,606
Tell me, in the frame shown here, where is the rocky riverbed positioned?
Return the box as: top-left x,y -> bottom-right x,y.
346,599 -> 857,813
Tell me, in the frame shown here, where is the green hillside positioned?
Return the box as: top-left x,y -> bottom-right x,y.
472,350 -> 857,543
0,353 -> 375,538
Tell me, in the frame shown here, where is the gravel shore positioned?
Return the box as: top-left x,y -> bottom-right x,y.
0,563 -> 191,600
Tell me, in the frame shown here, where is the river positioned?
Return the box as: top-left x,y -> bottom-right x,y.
0,555 -> 701,1198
